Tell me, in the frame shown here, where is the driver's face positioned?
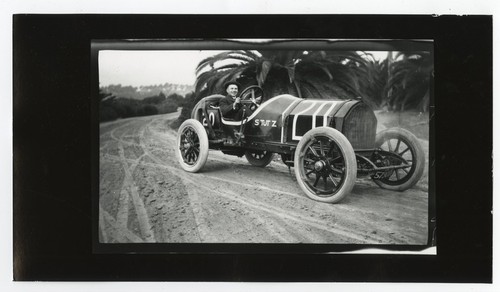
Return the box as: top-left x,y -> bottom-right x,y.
226,85 -> 239,98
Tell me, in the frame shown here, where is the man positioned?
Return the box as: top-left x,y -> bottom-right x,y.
219,81 -> 245,120
219,81 -> 248,142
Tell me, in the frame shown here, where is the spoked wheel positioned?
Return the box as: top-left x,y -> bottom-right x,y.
294,127 -> 356,204
372,128 -> 425,191
176,119 -> 209,172
239,85 -> 264,101
244,150 -> 274,167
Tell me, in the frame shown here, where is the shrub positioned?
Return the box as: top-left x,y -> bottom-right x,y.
99,91 -> 185,122
143,93 -> 167,105
166,93 -> 184,106
170,91 -> 197,129
138,104 -> 158,116
112,98 -> 140,118
157,100 -> 178,114
99,106 -> 119,122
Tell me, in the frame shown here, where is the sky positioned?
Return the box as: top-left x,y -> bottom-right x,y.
98,50 -> 389,87
99,50 -> 227,87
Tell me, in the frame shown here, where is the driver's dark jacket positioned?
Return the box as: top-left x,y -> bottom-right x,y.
219,95 -> 244,120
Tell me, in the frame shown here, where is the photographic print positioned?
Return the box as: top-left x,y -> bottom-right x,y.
95,39 -> 434,248
13,13 -> 492,282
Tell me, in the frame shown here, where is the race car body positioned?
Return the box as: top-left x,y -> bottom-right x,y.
191,93 -> 377,149
178,85 -> 424,204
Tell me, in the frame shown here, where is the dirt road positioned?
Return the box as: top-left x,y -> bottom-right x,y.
99,110 -> 429,244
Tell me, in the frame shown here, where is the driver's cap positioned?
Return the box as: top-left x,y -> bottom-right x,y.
223,81 -> 241,90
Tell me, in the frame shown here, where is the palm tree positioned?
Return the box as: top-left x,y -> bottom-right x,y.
194,50 -> 371,102
353,52 -> 390,109
170,50 -> 433,129
385,52 -> 433,112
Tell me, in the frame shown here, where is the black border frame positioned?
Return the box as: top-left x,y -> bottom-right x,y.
13,15 -> 492,282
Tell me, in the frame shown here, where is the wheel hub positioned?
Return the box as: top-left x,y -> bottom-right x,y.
314,160 -> 326,172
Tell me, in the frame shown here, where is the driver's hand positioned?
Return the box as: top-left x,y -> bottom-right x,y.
235,97 -> 241,104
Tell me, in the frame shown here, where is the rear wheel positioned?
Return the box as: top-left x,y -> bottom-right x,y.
372,128 -> 425,191
176,119 -> 209,172
244,150 -> 274,167
294,127 -> 356,203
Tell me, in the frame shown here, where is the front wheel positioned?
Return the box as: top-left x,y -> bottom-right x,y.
244,150 -> 274,167
372,128 -> 425,191
294,127 -> 357,204
176,119 -> 209,172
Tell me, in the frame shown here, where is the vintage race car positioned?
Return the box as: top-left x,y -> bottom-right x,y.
176,85 -> 425,203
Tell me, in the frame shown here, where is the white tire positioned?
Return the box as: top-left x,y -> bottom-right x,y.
176,119 -> 209,173
372,128 -> 425,191
294,127 -> 357,204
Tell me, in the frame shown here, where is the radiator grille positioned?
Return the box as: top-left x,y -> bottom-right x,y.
342,103 -> 377,149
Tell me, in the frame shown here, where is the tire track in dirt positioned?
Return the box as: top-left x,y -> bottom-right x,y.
125,113 -> 202,243
132,122 -> 210,242
116,136 -> 155,242
103,153 -> 321,242
100,205 -> 144,243
105,153 -> 384,219
100,114 -> 182,242
181,175 -> 377,243
105,149 -> 386,243
100,118 -> 157,242
99,205 -> 109,242
102,150 -> 424,244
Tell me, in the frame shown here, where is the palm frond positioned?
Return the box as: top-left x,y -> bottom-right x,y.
297,80 -> 319,99
195,51 -> 257,75
315,62 -> 333,81
195,52 -> 234,75
241,50 -> 262,59
208,63 -> 241,73
257,60 -> 272,86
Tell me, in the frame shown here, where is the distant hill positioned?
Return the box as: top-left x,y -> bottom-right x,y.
100,83 -> 194,99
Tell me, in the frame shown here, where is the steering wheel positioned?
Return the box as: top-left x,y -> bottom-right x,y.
239,85 -> 264,101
